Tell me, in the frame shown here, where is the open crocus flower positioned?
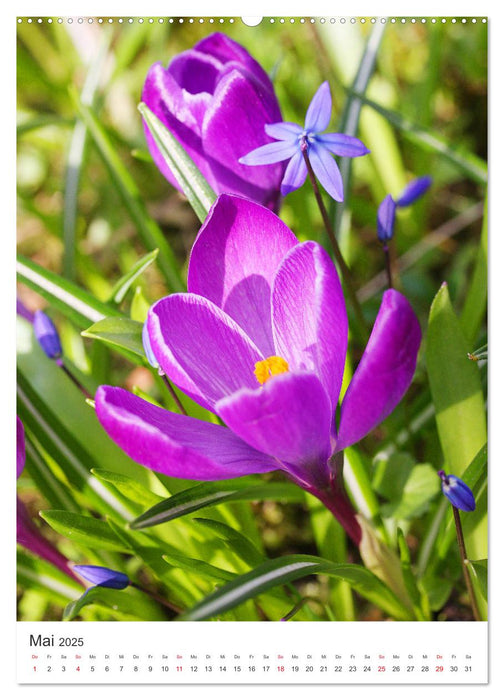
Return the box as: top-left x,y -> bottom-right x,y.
96,195 -> 421,544
142,32 -> 284,211
240,81 -> 369,201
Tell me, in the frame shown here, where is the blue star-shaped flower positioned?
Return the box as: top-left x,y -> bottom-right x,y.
239,81 -> 370,202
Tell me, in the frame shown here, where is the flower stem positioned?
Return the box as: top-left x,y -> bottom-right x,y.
161,374 -> 188,415
130,582 -> 183,615
301,147 -> 368,342
382,243 -> 394,288
56,359 -> 92,399
451,505 -> 481,621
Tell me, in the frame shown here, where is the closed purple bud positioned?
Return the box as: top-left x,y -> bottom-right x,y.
377,194 -> 397,242
33,310 -> 62,359
142,33 -> 284,211
438,470 -> 476,512
396,176 -> 432,207
73,565 -> 130,590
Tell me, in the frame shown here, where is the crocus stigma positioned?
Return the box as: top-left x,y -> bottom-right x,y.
240,81 -> 370,202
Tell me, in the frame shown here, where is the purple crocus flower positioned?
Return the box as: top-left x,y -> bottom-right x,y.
438,470 -> 476,512
73,565 -> 130,590
16,418 -> 80,583
377,176 -> 432,242
95,195 -> 421,544
239,81 -> 370,202
142,33 -> 284,211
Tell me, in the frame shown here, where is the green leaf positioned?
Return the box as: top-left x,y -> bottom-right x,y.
130,478 -> 304,529
377,459 -> 440,521
162,553 -> 236,583
82,316 -> 145,358
193,518 -> 265,568
17,254 -> 119,328
108,249 -> 159,304
426,283 -> 487,476
17,550 -> 83,604
70,91 -> 184,291
139,102 -> 217,223
40,511 -> 129,552
91,468 -> 164,508
397,529 -> 430,620
63,586 -> 165,621
467,559 -> 487,602
180,554 -> 413,621
344,89 -> 488,185
460,196 -> 488,345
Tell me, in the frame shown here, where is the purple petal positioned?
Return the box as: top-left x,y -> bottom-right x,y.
194,33 -> 274,92
168,49 -> 222,95
239,140 -> 298,166
264,121 -> 303,141
73,565 -> 130,589
396,176 -> 432,207
309,143 -> 344,201
272,241 -> 348,414
147,294 -> 263,410
316,132 -> 370,157
281,149 -> 307,195
337,290 -> 421,450
216,372 -> 332,487
304,81 -> 332,133
17,417 -> 26,479
377,194 -> 397,242
142,62 -> 217,191
188,194 -> 298,357
95,386 -> 276,480
201,67 -> 284,208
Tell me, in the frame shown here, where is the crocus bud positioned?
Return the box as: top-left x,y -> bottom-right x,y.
142,32 -> 284,211
396,176 -> 432,207
73,565 -> 130,590
33,310 -> 62,359
438,470 -> 476,512
377,194 -> 397,242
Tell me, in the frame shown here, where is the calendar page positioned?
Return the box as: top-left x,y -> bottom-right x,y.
15,4 -> 490,690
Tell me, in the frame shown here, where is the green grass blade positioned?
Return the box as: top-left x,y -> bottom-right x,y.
130,479 -> 304,529
70,90 -> 184,291
17,254 -> 118,327
180,554 -> 413,621
138,102 -> 217,223
460,196 -> 488,345
108,248 -> 159,304
345,89 -> 488,184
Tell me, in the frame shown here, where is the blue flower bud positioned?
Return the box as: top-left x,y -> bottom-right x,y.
396,176 -> 432,207
142,321 -> 162,372
73,565 -> 130,590
377,194 -> 397,242
438,470 -> 476,512
33,310 -> 63,359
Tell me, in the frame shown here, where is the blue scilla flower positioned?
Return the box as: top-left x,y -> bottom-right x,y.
33,310 -> 62,359
377,176 -> 432,243
73,564 -> 130,590
438,470 -> 476,512
239,81 -> 370,202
